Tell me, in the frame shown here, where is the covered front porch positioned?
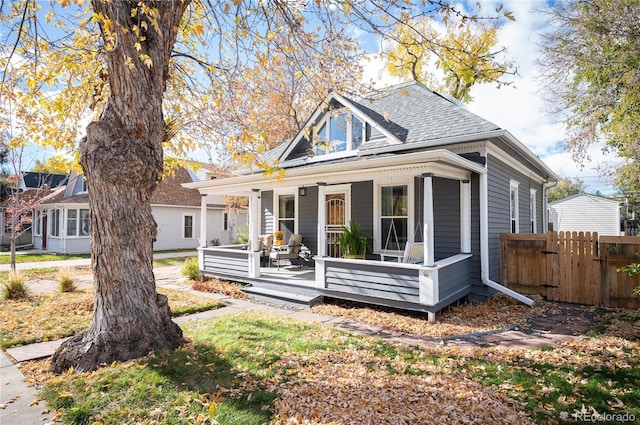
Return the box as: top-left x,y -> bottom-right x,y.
188,150 -> 487,320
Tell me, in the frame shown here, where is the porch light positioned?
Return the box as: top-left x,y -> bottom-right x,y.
298,186 -> 307,197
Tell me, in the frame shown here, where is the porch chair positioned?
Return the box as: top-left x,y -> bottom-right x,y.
401,242 -> 424,264
270,234 -> 303,270
258,234 -> 273,267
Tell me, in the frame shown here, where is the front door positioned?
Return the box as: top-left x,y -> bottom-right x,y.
324,185 -> 351,257
42,214 -> 48,250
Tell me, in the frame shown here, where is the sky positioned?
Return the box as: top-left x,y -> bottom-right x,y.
360,0 -> 620,196
7,1 -> 621,195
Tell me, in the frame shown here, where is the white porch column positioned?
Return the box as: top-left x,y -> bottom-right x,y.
249,189 -> 260,251
460,180 -> 471,254
423,173 -> 435,266
248,189 -> 261,278
199,194 -> 208,248
317,183 -> 327,257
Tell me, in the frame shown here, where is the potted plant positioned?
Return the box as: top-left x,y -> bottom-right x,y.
337,221 -> 369,259
274,230 -> 284,245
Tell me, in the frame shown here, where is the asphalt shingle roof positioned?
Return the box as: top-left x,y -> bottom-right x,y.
350,81 -> 500,146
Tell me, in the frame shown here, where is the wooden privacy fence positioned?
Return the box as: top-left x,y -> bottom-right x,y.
500,231 -> 640,308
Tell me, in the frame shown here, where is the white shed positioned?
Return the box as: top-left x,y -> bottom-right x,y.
549,193 -> 621,236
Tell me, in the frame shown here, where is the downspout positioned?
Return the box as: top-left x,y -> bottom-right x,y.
479,171 -> 534,306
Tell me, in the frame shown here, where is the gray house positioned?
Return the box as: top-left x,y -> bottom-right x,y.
186,82 -> 558,320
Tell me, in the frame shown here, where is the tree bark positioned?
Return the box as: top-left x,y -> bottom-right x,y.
51,0 -> 189,373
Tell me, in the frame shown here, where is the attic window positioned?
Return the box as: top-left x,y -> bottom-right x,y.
314,110 -> 364,155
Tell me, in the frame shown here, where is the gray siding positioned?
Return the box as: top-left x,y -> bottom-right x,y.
202,249 -> 249,277
261,190 -> 274,234
298,186 -> 319,254
486,154 -> 544,284
324,261 -> 420,303
351,180 -> 374,253
438,257 -> 472,301
414,177 -> 461,260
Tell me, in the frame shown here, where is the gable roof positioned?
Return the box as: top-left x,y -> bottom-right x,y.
549,193 -> 621,206
22,172 -> 68,189
278,81 -> 500,162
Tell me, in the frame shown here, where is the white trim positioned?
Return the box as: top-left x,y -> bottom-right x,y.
273,189 -> 299,236
510,180 -> 520,234
486,145 -> 547,185
530,188 -> 537,233
373,178 -> 414,254
280,92 -> 402,161
186,149 -> 483,195
460,180 -> 472,253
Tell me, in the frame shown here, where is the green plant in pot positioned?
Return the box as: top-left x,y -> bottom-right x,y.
337,221 -> 369,259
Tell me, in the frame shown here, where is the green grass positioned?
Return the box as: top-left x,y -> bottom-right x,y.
40,312 -> 640,425
0,253 -> 90,264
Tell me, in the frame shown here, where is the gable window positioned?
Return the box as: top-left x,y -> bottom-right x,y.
510,180 -> 519,233
277,193 -> 296,241
380,185 -> 408,251
314,110 -> 364,155
530,189 -> 537,233
183,214 -> 194,239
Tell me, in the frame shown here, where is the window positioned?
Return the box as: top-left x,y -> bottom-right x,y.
80,178 -> 88,193
277,193 -> 296,241
65,209 -> 90,236
183,214 -> 194,239
510,181 -> 519,233
67,209 -> 78,236
530,189 -> 537,233
314,110 -> 364,155
34,210 -> 41,235
380,185 -> 408,251
51,209 -> 60,237
223,212 -> 229,231
79,209 -> 90,236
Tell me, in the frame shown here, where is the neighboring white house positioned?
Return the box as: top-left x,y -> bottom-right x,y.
549,193 -> 621,236
32,167 -> 247,254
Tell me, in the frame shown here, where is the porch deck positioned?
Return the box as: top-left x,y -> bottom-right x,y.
199,246 -> 474,320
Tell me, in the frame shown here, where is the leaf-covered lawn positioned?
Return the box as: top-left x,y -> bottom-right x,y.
20,311 -> 640,425
0,288 -> 222,348
0,253 -> 91,264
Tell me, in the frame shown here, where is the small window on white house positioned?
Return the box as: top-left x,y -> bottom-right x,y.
67,209 -> 78,236
34,210 -> 41,236
183,214 -> 194,239
530,189 -> 537,233
510,181 -> 520,233
51,209 -> 60,237
79,209 -> 90,236
223,212 -> 229,231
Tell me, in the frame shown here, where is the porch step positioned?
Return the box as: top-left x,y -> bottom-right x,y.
242,286 -> 323,308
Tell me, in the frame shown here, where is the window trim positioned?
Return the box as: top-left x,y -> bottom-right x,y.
312,109 -> 366,157
273,190 -> 298,237
373,178 -> 414,254
530,189 -> 537,233
182,213 -> 195,239
510,180 -> 520,234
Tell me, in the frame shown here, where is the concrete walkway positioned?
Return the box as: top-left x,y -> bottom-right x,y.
1,258 -> 584,425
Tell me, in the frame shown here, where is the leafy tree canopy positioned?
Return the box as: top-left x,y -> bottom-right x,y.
539,0 -> 640,193
547,177 -> 587,203
384,13 -> 516,102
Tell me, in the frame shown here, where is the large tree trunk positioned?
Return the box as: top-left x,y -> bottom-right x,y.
51,0 -> 189,373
